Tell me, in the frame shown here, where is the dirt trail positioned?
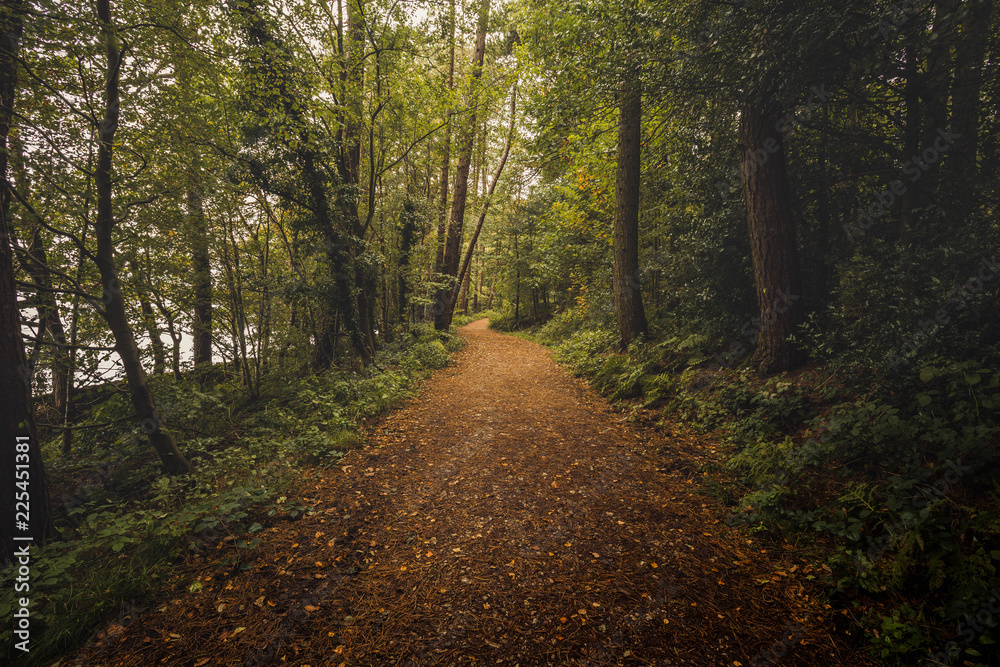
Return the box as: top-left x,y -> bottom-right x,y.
74,320 -> 871,666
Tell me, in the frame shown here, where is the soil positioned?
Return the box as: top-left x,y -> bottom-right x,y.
69,319 -> 875,666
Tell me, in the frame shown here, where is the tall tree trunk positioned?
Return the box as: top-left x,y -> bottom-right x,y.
8,135 -> 73,454
738,105 -> 806,375
93,0 -> 191,474
435,0 -> 490,331
169,10 -> 213,371
946,0 -> 991,218
398,198 -> 418,322
334,0 -> 375,363
1,0 -> 55,563
254,221 -> 272,393
474,259 -> 482,312
222,217 -> 252,387
131,260 -> 166,375
189,184 -> 212,369
232,0 -> 367,367
612,65 -> 648,348
459,263 -> 472,313
450,86 -> 516,326
15,225 -> 72,448
434,0 -> 457,277
514,231 -> 520,324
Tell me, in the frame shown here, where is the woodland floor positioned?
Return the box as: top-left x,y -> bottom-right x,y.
68,319 -> 876,666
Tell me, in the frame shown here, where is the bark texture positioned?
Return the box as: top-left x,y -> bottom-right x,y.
738,106 -> 806,375
612,67 -> 648,348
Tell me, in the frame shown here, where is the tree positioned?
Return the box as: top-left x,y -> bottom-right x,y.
1,0 -> 55,563
434,0 -> 490,331
673,0 -> 852,373
434,0 -> 457,278
453,84 -> 518,320
229,0 -> 370,367
612,63 -> 648,347
92,0 -> 191,474
738,106 -> 805,373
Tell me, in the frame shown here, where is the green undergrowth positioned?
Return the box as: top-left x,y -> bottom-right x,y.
452,309 -> 503,327
501,314 -> 1000,666
0,324 -> 461,665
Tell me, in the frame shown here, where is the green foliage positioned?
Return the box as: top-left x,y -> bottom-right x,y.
694,361 -> 1000,663
527,304 -> 1000,662
1,326 -> 461,665
487,308 -> 517,332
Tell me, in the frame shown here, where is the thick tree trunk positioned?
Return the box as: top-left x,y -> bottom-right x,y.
1,0 -> 55,563
738,105 -> 806,375
94,0 -> 191,475
612,66 -> 648,348
435,0 -> 490,331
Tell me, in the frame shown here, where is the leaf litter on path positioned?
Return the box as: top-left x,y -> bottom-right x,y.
70,319 -> 873,666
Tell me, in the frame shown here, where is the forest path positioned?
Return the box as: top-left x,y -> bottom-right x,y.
74,320 -> 871,666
